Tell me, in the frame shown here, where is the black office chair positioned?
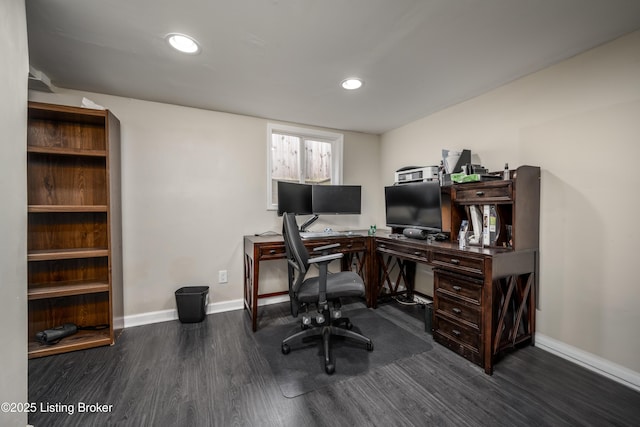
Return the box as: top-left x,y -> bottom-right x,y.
280,212 -> 373,374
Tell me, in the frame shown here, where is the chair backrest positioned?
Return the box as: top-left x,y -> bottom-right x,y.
282,213 -> 311,316
282,212 -> 310,276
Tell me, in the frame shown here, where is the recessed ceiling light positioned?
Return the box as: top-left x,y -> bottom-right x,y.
166,33 -> 200,54
341,78 -> 363,90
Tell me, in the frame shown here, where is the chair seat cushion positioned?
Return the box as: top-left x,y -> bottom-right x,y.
297,271 -> 365,303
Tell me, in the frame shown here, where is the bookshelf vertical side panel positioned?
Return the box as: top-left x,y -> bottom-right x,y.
106,113 -> 124,335
513,166 -> 541,250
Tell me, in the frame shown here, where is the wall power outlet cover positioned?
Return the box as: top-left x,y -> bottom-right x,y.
218,270 -> 228,284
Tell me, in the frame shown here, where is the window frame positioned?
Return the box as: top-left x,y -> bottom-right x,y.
266,123 -> 343,211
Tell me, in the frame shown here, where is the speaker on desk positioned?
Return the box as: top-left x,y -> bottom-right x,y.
402,228 -> 428,240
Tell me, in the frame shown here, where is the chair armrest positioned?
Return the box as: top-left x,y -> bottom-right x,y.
308,252 -> 343,264
313,243 -> 340,252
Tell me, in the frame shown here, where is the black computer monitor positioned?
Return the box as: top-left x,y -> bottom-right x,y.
312,185 -> 362,214
277,181 -> 313,216
384,181 -> 442,233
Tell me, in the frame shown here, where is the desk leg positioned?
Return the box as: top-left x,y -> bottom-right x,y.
510,273 -> 533,345
243,251 -> 260,332
493,276 -> 516,355
491,272 -> 535,363
251,254 -> 260,332
376,253 -> 416,304
405,260 -> 416,300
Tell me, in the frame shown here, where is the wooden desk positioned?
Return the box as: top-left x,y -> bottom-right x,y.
244,166 -> 540,374
243,233 -> 371,332
373,231 -> 536,375
243,232 -> 535,375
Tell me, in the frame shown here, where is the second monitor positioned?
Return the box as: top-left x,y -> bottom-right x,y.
312,185 -> 362,215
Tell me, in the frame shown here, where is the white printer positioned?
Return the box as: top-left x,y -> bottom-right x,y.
394,166 -> 439,184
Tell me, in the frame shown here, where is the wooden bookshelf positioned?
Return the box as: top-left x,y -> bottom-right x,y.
27,101 -> 123,358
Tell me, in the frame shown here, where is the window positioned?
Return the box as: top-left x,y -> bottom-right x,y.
267,123 -> 343,210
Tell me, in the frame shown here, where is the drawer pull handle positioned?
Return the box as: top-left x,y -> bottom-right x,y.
450,259 -> 460,265
452,308 -> 462,315
452,285 -> 462,291
414,251 -> 422,256
379,244 -> 386,248
269,249 -> 276,255
476,191 -> 485,196
452,329 -> 461,337
347,244 -> 353,248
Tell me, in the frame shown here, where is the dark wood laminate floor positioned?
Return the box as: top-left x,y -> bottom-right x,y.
29,301 -> 640,427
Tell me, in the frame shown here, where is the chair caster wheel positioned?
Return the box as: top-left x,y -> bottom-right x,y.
325,363 -> 335,375
281,344 -> 290,354
367,342 -> 374,352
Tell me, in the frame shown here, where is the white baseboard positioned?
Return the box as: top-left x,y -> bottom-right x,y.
207,298 -> 245,314
536,333 -> 640,392
124,298 -> 244,328
123,308 -> 177,328
122,295 -> 289,328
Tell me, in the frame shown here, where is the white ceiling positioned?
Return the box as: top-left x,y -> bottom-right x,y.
26,0 -> 640,135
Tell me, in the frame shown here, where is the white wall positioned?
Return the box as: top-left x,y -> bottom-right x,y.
381,31 -> 640,376
0,1 -> 28,426
28,90 -> 380,317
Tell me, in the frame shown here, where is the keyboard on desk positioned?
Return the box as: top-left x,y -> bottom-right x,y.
300,231 -> 348,239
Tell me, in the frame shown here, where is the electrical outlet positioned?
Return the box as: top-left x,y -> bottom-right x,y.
218,270 -> 228,284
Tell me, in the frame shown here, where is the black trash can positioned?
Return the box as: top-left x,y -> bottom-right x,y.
175,286 -> 209,323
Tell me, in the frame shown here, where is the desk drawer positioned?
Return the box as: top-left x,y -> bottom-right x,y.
258,244 -> 286,260
434,316 -> 481,365
432,252 -> 484,276
376,240 -> 429,262
336,238 -> 367,253
434,270 -> 482,304
306,239 -> 367,257
435,293 -> 480,328
454,182 -> 512,204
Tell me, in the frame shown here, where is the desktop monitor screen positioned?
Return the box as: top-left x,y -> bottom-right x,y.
312,185 -> 362,215
277,181 -> 313,216
385,181 -> 442,232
